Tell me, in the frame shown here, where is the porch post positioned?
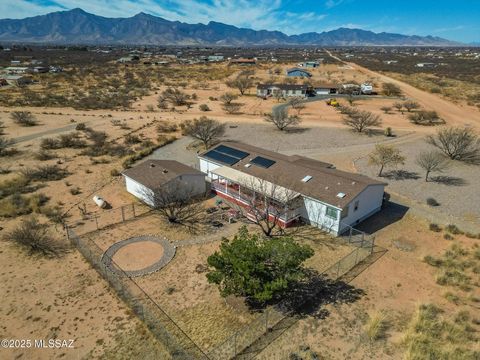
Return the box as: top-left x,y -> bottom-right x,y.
224,177 -> 228,194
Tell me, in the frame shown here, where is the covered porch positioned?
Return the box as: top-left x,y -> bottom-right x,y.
210,167 -> 302,228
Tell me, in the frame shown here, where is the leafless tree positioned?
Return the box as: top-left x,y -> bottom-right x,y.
234,176 -> 301,237
141,181 -> 206,228
157,87 -> 191,107
380,106 -> 392,114
393,102 -> 404,114
343,107 -> 382,133
426,127 -> 480,163
368,144 -> 406,176
220,92 -> 238,105
226,75 -> 254,95
181,116 -> 226,149
403,100 -> 420,112
415,150 -> 450,181
288,97 -> 306,114
264,107 -> 301,131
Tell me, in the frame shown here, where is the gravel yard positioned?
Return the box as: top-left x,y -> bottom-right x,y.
356,138 -> 480,225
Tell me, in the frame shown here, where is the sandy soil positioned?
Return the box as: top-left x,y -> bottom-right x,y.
112,241 -> 165,272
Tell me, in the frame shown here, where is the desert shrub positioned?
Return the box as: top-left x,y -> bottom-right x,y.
122,136 -> 176,169
110,169 -> 121,177
124,134 -> 142,145
445,224 -> 463,235
41,206 -> 66,224
426,127 -> 480,163
199,104 -> 210,112
4,217 -> 65,257
429,223 -> 441,232
34,149 -> 56,161
382,82 -> 402,97
426,197 -> 440,207
0,136 -> 16,157
10,111 -> 38,126
40,137 -> 61,150
409,110 -> 445,126
21,165 -> 69,182
75,122 -> 87,131
69,187 -> 81,195
443,233 -> 454,240
157,122 -> 178,133
380,106 -> 391,114
384,127 -> 393,137
0,193 -> 49,217
403,100 -> 420,112
0,175 -> 35,199
444,292 -> 460,304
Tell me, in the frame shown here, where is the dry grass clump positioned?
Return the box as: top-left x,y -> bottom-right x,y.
364,311 -> 389,341
402,304 -> 478,360
423,244 -> 478,291
20,164 -> 70,182
0,193 -> 49,217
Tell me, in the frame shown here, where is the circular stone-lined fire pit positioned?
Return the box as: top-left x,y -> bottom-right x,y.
102,236 -> 175,277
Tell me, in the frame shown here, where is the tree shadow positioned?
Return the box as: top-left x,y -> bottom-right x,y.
284,127 -> 310,134
382,170 -> 421,180
430,175 -> 467,186
245,270 -> 364,319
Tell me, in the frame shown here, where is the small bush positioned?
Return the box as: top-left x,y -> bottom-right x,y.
69,187 -> 81,195
429,223 -> 441,232
40,137 -> 60,150
444,233 -> 454,240
34,150 -> 56,161
10,111 -> 38,127
42,206 -> 65,224
199,104 -> 210,112
21,165 -> 69,182
444,292 -> 460,304
0,193 -> 49,217
364,312 -> 388,341
426,197 -> 440,207
424,255 -> 443,267
124,134 -> 142,145
110,169 -> 121,177
445,224 -> 463,235
4,217 -> 65,257
156,122 -> 178,133
75,123 -> 87,131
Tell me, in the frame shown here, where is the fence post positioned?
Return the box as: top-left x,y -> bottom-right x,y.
121,205 -> 125,222
132,203 -> 136,217
64,224 -> 70,241
353,247 -> 359,266
94,214 -> 99,230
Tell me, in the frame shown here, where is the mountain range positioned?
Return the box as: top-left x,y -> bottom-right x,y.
0,8 -> 462,46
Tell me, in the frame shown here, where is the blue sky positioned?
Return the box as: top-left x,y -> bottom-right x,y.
2,0 -> 480,42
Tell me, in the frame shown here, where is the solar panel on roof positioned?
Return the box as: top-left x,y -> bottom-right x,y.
215,145 -> 249,159
251,156 -> 276,168
203,150 -> 239,165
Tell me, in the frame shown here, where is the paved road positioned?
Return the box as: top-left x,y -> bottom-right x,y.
11,123 -> 80,144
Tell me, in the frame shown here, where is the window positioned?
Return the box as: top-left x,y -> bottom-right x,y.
354,200 -> 359,212
325,206 -> 338,220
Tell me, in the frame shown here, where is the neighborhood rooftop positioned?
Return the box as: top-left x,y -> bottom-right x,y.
199,141 -> 385,209
122,160 -> 203,189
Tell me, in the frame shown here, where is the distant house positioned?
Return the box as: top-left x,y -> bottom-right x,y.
229,58 -> 256,65
416,62 -> 436,68
4,67 -> 29,74
257,84 -> 310,98
339,83 -> 361,95
33,66 -> 49,73
198,142 -> 386,235
360,83 -> 373,95
4,75 -> 33,86
208,55 -> 224,62
122,160 -> 207,206
314,84 -> 338,95
303,61 -> 319,68
286,68 -> 312,78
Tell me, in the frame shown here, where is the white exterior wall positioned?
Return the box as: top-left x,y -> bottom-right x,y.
338,184 -> 384,234
124,174 -> 207,206
199,158 -> 222,180
299,197 -> 341,235
125,177 -> 155,206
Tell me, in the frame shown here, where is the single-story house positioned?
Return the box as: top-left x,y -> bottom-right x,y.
208,55 -> 224,62
415,62 -> 436,68
4,66 -> 29,74
314,84 -> 338,95
303,61 -> 319,68
199,142 -> 386,235
4,75 -> 33,86
257,84 -> 310,98
122,160 -> 207,207
286,67 -> 312,78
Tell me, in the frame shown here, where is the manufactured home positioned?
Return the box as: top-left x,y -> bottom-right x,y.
257,84 -> 310,98
286,67 -> 312,78
199,142 -> 386,235
122,160 -> 207,206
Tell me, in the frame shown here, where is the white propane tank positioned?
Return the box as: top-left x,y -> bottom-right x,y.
93,195 -> 106,209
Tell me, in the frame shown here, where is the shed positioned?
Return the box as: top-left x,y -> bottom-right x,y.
122,160 -> 207,206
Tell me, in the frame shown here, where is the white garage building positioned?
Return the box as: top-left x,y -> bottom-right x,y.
199,142 -> 386,235
122,160 -> 207,206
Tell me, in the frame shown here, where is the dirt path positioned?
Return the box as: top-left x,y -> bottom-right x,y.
326,50 -> 480,130
11,123 -> 80,143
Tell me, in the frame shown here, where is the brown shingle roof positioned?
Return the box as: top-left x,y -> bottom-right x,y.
200,141 -> 385,209
122,160 -> 203,189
